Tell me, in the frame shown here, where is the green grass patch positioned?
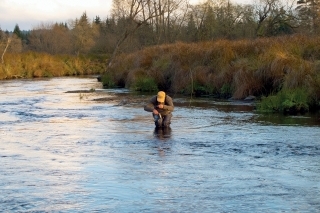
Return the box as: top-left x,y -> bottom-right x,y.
101,73 -> 116,88
132,77 -> 157,92
220,83 -> 233,98
258,88 -> 310,114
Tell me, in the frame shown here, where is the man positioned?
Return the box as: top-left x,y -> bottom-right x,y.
144,91 -> 174,128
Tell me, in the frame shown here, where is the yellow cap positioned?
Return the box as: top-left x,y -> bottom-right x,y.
157,91 -> 165,102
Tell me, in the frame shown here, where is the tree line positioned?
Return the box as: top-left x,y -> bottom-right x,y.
1,0 -> 320,59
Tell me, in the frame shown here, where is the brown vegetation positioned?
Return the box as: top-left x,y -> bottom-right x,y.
104,34 -> 320,107
0,52 -> 106,79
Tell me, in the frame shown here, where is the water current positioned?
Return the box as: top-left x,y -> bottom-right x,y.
0,76 -> 319,213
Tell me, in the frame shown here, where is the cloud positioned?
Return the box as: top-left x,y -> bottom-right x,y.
0,0 -> 112,31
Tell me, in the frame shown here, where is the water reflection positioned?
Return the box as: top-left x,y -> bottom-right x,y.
174,99 -> 255,112
257,112 -> 320,126
152,127 -> 173,157
153,127 -> 172,140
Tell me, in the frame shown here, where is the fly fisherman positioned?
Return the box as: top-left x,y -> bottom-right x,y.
144,91 -> 174,128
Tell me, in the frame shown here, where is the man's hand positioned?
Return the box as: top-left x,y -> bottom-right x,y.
153,109 -> 159,114
157,104 -> 164,109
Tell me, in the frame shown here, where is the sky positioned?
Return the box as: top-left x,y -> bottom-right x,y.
0,0 -> 251,31
0,0 -> 113,31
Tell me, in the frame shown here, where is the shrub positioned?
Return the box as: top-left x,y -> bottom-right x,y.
220,83 -> 233,98
132,76 -> 157,92
101,73 -> 116,88
258,88 -> 310,114
0,52 -> 104,79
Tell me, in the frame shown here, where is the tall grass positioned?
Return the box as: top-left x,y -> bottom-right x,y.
103,34 -> 320,112
2,34 -> 319,113
0,52 -> 106,79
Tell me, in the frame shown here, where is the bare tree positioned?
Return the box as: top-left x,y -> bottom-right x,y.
108,0 -> 169,68
254,0 -> 276,36
187,1 -> 216,41
28,23 -> 72,54
1,37 -> 11,64
7,34 -> 22,53
234,4 -> 256,39
0,32 -> 22,64
253,0 -> 297,36
296,0 -> 320,34
165,0 -> 190,42
151,0 -> 189,43
70,12 -> 99,56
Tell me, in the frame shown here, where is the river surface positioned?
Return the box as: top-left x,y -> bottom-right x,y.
0,76 -> 319,213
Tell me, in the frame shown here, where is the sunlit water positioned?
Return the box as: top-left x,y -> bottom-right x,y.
0,77 -> 319,213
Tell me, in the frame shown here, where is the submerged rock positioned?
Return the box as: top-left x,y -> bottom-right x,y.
65,89 -> 95,93
117,99 -> 128,106
244,95 -> 256,101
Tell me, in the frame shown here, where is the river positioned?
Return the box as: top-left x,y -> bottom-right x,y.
0,76 -> 319,212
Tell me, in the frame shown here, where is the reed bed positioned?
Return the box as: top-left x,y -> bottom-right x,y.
104,34 -> 320,112
0,52 -> 106,79
1,34 -> 319,113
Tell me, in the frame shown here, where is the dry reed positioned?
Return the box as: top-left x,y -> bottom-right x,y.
104,34 -> 320,106
0,52 -> 105,79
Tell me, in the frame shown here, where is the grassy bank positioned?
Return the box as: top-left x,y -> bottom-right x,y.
1,35 -> 319,114
102,35 -> 320,113
0,52 -> 107,79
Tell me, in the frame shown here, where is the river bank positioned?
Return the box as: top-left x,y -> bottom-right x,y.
101,35 -> 320,114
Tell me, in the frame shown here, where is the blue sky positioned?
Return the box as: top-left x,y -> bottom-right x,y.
0,0 -> 251,31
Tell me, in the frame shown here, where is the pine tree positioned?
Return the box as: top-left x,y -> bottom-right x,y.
95,16 -> 102,25
13,24 -> 23,39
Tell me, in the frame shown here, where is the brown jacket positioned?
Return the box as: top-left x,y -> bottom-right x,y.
144,95 -> 174,116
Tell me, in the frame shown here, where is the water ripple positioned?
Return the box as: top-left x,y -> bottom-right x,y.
0,77 -> 319,213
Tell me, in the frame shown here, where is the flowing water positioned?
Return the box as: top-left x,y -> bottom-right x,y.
0,77 -> 319,213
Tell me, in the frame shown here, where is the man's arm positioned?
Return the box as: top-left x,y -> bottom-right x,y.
144,96 -> 157,112
163,95 -> 174,111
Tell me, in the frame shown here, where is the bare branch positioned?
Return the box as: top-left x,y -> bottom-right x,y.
1,37 -> 11,64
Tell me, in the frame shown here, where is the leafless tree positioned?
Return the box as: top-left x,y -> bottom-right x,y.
1,37 -> 11,64
70,12 -> 99,56
108,0 -> 189,68
253,0 -> 297,36
296,0 -> 320,34
28,23 -> 72,54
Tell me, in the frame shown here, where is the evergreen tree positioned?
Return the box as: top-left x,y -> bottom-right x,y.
13,24 -> 23,39
203,5 -> 216,40
95,16 -> 102,25
186,14 -> 198,42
